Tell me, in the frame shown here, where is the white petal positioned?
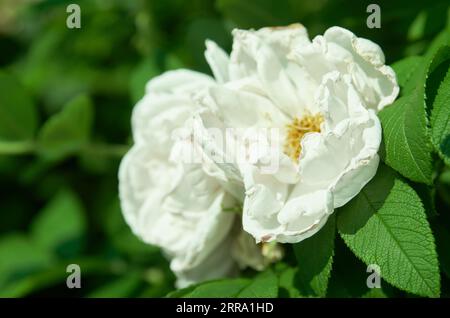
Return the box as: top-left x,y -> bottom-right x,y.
322,26 -> 399,111
276,190 -> 333,243
190,84 -> 289,196
231,24 -> 310,75
240,69 -> 383,244
205,40 -> 230,83
277,214 -> 330,244
121,150 -> 237,273
299,73 -> 381,187
316,72 -> 368,131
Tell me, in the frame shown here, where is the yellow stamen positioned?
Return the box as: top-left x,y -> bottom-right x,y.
284,112 -> 324,162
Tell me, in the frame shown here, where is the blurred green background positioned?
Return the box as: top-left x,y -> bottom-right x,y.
0,0 -> 449,297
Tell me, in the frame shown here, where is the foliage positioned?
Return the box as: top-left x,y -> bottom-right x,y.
1,0 -> 450,298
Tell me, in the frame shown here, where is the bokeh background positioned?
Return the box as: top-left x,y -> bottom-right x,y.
1,0 -> 449,297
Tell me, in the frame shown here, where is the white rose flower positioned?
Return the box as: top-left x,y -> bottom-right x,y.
193,25 -> 399,243
118,70 -> 265,287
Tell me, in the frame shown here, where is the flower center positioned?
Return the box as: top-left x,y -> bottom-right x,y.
284,113 -> 324,162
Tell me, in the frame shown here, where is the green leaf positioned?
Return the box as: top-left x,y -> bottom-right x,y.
168,269 -> 278,298
399,43 -> 449,98
293,214 -> 335,297
430,56 -> 450,165
129,58 -> 160,103
0,71 -> 38,142
0,234 -> 54,294
337,164 -> 440,297
391,56 -> 424,92
379,90 -> 434,184
0,263 -> 72,298
237,269 -> 278,298
438,169 -> 450,206
31,190 -> 86,258
414,183 -> 438,218
432,222 -> 450,280
37,94 -> 93,159
362,288 -> 387,298
87,272 -> 142,298
216,0 -> 294,29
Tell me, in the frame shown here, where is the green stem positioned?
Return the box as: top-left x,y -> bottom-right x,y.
0,141 -> 35,155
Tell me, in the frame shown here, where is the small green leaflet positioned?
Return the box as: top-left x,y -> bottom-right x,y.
430,47 -> 450,165
275,264 -> 301,298
293,214 -> 335,297
337,164 -> 440,297
425,45 -> 450,111
432,222 -> 450,280
379,90 -> 434,184
87,272 -> 142,298
380,44 -> 450,183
